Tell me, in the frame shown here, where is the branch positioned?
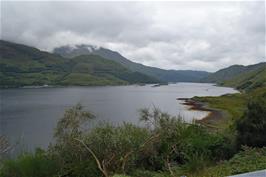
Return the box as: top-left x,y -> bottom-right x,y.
74,138 -> 109,177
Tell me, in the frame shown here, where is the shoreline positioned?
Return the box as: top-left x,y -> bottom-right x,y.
0,83 -> 163,89
177,98 -> 225,126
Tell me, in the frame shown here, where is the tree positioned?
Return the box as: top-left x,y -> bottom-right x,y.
139,108 -> 188,176
236,93 -> 266,147
50,103 -> 97,177
51,104 -> 158,177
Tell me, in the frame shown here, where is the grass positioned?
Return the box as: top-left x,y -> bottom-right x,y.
60,73 -> 127,86
193,93 -> 247,129
112,147 -> 266,177
193,87 -> 266,130
197,146 -> 266,177
0,71 -> 64,87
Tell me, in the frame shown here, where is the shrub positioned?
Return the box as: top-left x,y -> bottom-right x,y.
236,93 -> 266,147
0,148 -> 59,177
200,146 -> 266,177
50,104 -> 156,177
138,108 -> 235,175
82,123 -> 152,176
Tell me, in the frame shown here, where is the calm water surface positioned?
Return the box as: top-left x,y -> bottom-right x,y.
0,83 -> 238,151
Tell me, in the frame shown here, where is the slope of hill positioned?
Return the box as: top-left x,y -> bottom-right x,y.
0,40 -> 158,87
53,44 -> 210,82
202,62 -> 266,85
61,55 -> 159,85
221,66 -> 266,91
0,40 -> 68,87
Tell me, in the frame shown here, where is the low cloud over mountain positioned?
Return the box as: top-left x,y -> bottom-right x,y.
1,1 -> 265,71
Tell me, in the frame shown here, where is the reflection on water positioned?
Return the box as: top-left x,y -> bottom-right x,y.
0,83 -> 238,151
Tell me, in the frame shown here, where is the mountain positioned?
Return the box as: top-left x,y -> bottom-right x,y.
0,40 -> 158,87
202,62 -> 266,91
60,55 -> 159,85
53,44 -> 210,82
202,62 -> 266,83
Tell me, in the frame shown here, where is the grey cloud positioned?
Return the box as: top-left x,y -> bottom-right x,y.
1,1 -> 265,72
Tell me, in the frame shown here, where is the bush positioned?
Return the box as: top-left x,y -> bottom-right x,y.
236,93 -> 266,147
200,146 -> 266,177
50,104 -> 155,177
138,108 -> 235,174
0,149 -> 59,177
83,123 -> 152,176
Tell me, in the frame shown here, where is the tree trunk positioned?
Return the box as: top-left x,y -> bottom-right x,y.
75,138 -> 109,177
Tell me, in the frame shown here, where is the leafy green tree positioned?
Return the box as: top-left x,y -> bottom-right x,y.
51,104 -> 157,177
50,103 -> 97,177
81,123 -> 154,176
236,93 -> 266,147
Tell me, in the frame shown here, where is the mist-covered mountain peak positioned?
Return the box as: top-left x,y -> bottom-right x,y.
53,44 -> 102,58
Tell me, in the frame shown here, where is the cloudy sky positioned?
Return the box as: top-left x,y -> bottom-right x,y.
1,1 -> 265,71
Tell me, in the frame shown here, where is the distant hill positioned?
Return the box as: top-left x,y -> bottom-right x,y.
222,65 -> 266,91
202,62 -> 266,91
61,55 -> 159,86
53,44 -> 210,82
0,40 -> 158,87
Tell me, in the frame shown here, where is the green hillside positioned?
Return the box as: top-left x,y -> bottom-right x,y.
0,40 -> 67,87
202,62 -> 266,91
60,55 -> 159,86
202,63 -> 265,82
221,67 -> 266,91
0,40 -> 158,87
54,44 -> 210,82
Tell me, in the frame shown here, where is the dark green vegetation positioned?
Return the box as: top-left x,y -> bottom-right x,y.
190,147 -> 266,177
0,149 -> 59,177
0,40 -> 159,87
54,44 -> 210,82
235,91 -> 266,147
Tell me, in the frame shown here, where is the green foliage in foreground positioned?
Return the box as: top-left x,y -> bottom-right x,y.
236,91 -> 266,147
114,147 -> 266,177
1,146 -> 265,177
1,100 -> 266,177
197,146 -> 266,177
0,149 -> 59,177
0,105 -> 236,177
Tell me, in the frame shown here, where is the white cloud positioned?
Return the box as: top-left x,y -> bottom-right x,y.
1,1 -> 265,71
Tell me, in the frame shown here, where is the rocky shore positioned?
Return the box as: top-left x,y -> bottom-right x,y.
177,98 -> 225,126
